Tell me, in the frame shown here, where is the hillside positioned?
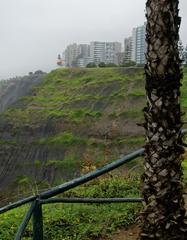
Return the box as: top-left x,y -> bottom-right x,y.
0,67 -> 186,202
0,72 -> 46,113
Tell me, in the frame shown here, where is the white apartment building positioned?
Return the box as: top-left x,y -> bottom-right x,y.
90,41 -> 122,65
116,52 -> 125,65
64,41 -> 122,67
105,42 -> 122,65
65,44 -> 92,67
124,37 -> 132,63
65,43 -> 79,67
77,44 -> 90,58
90,41 -> 106,65
77,57 -> 93,68
131,23 -> 146,65
76,44 -> 92,67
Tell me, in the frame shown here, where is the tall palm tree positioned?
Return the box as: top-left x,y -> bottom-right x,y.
140,0 -> 187,239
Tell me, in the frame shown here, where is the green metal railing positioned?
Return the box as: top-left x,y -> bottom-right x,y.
0,129 -> 187,239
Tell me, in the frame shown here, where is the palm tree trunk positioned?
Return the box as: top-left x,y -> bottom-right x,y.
140,0 -> 187,239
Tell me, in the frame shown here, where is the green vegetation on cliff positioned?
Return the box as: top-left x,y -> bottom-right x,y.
0,177 -> 141,240
3,68 -> 144,125
0,67 -> 187,239
0,67 -> 186,197
0,166 -> 186,240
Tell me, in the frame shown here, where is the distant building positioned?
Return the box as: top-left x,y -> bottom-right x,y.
64,41 -> 122,67
131,23 -> 146,64
77,44 -> 90,58
90,41 -> 106,65
90,41 -> 122,65
76,44 -> 92,67
105,42 -> 122,65
77,57 -> 93,68
65,43 -> 79,67
65,43 -> 93,67
116,52 -> 125,65
124,37 -> 132,63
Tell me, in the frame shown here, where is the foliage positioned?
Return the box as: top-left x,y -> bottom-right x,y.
1,68 -> 145,126
0,176 -> 141,240
127,90 -> 145,97
121,61 -> 136,67
86,62 -> 97,68
35,132 -> 85,147
105,63 -> 118,67
98,62 -> 106,68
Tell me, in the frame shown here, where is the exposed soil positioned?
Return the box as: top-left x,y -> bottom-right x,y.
109,193 -> 187,240
112,225 -> 140,240
0,73 -> 45,113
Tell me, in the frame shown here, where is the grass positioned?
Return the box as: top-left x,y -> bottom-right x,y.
127,90 -> 145,97
1,68 -> 144,125
112,137 -> 145,146
0,176 -> 141,240
0,67 -> 148,182
0,140 -> 17,145
45,158 -> 79,172
0,67 -> 187,239
2,67 -> 187,126
0,156 -> 186,240
34,132 -> 85,147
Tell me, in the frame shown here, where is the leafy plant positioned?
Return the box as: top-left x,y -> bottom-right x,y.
0,176 -> 142,240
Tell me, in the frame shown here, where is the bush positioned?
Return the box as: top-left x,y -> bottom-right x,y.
121,61 -> 136,67
0,176 -> 142,240
106,63 -> 118,67
98,62 -> 106,68
86,62 -> 97,68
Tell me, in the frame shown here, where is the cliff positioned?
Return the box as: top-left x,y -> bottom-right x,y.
0,67 -> 186,202
0,72 -> 46,113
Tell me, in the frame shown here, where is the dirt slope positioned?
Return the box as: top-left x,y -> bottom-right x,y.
111,193 -> 187,240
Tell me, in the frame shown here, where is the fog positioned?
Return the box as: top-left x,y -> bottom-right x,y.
0,0 -> 186,79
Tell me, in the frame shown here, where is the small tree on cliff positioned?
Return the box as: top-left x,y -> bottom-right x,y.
140,0 -> 187,239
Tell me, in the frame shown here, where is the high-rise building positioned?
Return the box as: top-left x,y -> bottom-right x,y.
90,41 -> 122,65
105,42 -> 122,65
77,44 -> 90,58
116,52 -> 125,65
65,43 -> 92,67
65,43 -> 79,67
90,41 -> 106,65
76,57 -> 93,68
64,41 -> 122,67
76,44 -> 93,67
131,23 -> 146,65
124,37 -> 132,63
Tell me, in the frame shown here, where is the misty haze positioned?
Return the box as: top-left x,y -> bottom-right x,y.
0,1 -> 187,239
0,0 -> 186,79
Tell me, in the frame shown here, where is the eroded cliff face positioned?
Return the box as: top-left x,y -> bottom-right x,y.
0,68 -> 147,203
0,119 -> 58,188
0,73 -> 46,113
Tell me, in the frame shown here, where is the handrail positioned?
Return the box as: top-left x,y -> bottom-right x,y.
40,197 -> 143,204
0,195 -> 36,215
40,148 -> 144,199
0,148 -> 144,214
15,202 -> 36,240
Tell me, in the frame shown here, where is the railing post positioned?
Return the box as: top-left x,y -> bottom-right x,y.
32,198 -> 43,240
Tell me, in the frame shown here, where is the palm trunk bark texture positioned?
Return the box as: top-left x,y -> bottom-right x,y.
140,0 -> 187,239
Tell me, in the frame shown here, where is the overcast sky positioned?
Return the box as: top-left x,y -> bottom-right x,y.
0,0 -> 186,79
